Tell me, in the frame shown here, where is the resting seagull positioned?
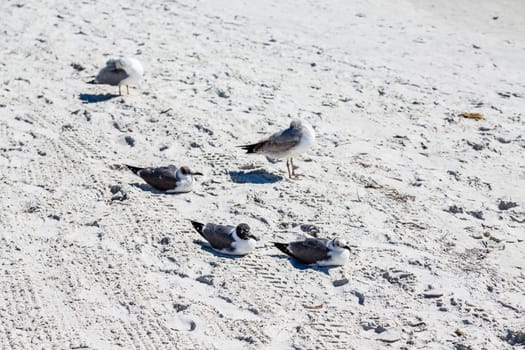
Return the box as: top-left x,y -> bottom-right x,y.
89,57 -> 144,95
239,119 -> 315,179
126,165 -> 202,193
273,237 -> 351,266
190,221 -> 258,256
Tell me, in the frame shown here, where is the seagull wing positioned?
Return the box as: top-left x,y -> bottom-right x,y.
137,165 -> 179,191
201,223 -> 236,251
275,238 -> 329,264
239,125 -> 302,155
94,60 -> 129,86
258,126 -> 303,154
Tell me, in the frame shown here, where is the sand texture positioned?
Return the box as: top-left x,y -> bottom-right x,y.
0,0 -> 524,349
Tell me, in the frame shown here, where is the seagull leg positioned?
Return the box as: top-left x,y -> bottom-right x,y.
126,85 -> 129,95
118,85 -> 121,95
290,158 -> 303,179
286,158 -> 292,179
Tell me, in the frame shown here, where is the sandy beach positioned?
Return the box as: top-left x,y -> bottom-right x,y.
0,0 -> 524,348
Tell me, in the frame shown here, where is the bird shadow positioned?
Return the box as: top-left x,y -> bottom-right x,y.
193,240 -> 243,259
79,93 -> 119,103
268,254 -> 333,275
229,169 -> 283,184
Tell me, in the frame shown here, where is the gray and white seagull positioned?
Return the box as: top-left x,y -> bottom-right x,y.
126,164 -> 203,193
89,57 -> 144,95
239,119 -> 316,179
190,221 -> 258,256
273,237 -> 351,266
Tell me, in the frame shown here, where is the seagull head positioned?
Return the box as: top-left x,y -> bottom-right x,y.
290,119 -> 315,141
331,238 -> 351,251
114,59 -> 124,70
179,166 -> 203,177
116,57 -> 144,76
236,223 -> 258,241
290,119 -> 303,129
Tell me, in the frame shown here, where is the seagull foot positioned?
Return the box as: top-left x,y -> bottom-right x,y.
288,174 -> 304,180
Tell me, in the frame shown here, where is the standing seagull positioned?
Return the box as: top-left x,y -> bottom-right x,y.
89,57 -> 144,95
190,221 -> 258,256
126,165 -> 202,193
239,119 -> 316,179
273,237 -> 351,266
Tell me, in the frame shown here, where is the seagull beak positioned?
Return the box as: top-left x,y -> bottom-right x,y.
191,171 -> 204,176
249,234 -> 259,241
344,245 -> 351,251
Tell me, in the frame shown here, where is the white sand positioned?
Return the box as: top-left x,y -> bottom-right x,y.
0,0 -> 524,349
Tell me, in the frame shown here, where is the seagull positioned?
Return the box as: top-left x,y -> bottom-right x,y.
190,221 -> 258,255
239,119 -> 316,179
126,165 -> 202,193
89,57 -> 144,95
273,237 -> 351,266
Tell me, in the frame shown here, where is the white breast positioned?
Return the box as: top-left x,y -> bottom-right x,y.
166,176 -> 194,193
228,239 -> 256,255
120,58 -> 144,86
317,249 -> 350,266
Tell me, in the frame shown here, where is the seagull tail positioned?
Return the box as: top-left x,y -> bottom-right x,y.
189,220 -> 205,236
273,242 -> 292,256
238,142 -> 263,154
125,164 -> 144,175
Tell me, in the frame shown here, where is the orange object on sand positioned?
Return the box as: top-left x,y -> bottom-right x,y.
460,113 -> 485,120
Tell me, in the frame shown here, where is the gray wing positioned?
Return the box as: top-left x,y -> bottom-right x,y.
287,238 -> 330,264
202,224 -> 236,250
138,165 -> 179,191
94,61 -> 129,85
257,126 -> 302,154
